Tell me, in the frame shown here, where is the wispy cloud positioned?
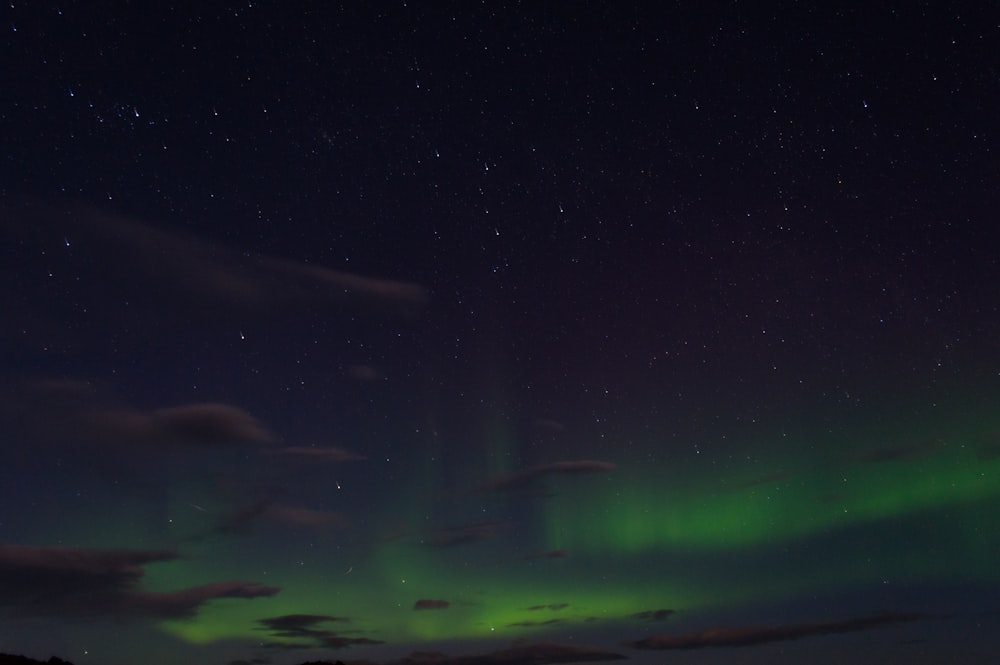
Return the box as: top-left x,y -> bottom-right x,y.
625,612 -> 928,649
78,207 -> 429,317
532,418 -> 566,432
414,599 -> 450,610
0,544 -> 278,619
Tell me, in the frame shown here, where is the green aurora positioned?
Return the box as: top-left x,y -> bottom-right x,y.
152,400 -> 1000,649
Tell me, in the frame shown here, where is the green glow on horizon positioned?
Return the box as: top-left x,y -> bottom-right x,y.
154,406 -> 1000,649
544,425 -> 1000,556
157,533 -> 706,647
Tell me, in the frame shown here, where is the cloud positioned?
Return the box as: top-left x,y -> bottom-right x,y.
507,618 -> 563,628
414,599 -> 450,610
0,544 -> 278,619
526,603 -> 569,611
625,612 -> 928,649
259,613 -> 351,631
629,609 -> 675,621
70,207 -> 429,318
257,613 -> 382,650
193,498 -> 350,541
124,581 -> 280,618
91,402 -> 275,447
267,446 -> 368,463
532,419 -> 566,432
6,379 -> 274,450
475,460 -> 617,494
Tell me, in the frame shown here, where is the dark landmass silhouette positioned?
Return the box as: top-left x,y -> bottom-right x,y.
0,655 -> 77,665
0,656 -> 351,665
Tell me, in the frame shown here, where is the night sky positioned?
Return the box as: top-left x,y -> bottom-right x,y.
2,3 -> 999,665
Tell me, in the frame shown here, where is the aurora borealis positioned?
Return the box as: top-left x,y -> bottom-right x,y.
2,3 -> 999,665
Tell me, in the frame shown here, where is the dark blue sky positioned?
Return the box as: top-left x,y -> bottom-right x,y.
2,3 -> 999,665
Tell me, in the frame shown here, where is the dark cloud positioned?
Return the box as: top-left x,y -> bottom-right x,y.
475,460 -> 617,494
257,613 -> 382,651
526,603 -> 569,611
259,614 -> 350,631
124,581 -> 280,619
507,619 -> 563,628
625,612 -> 929,650
92,403 -> 275,447
0,543 -> 176,583
629,609 -> 675,621
6,379 -> 274,450
0,544 -> 278,619
414,599 -> 450,610
267,446 -> 367,463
